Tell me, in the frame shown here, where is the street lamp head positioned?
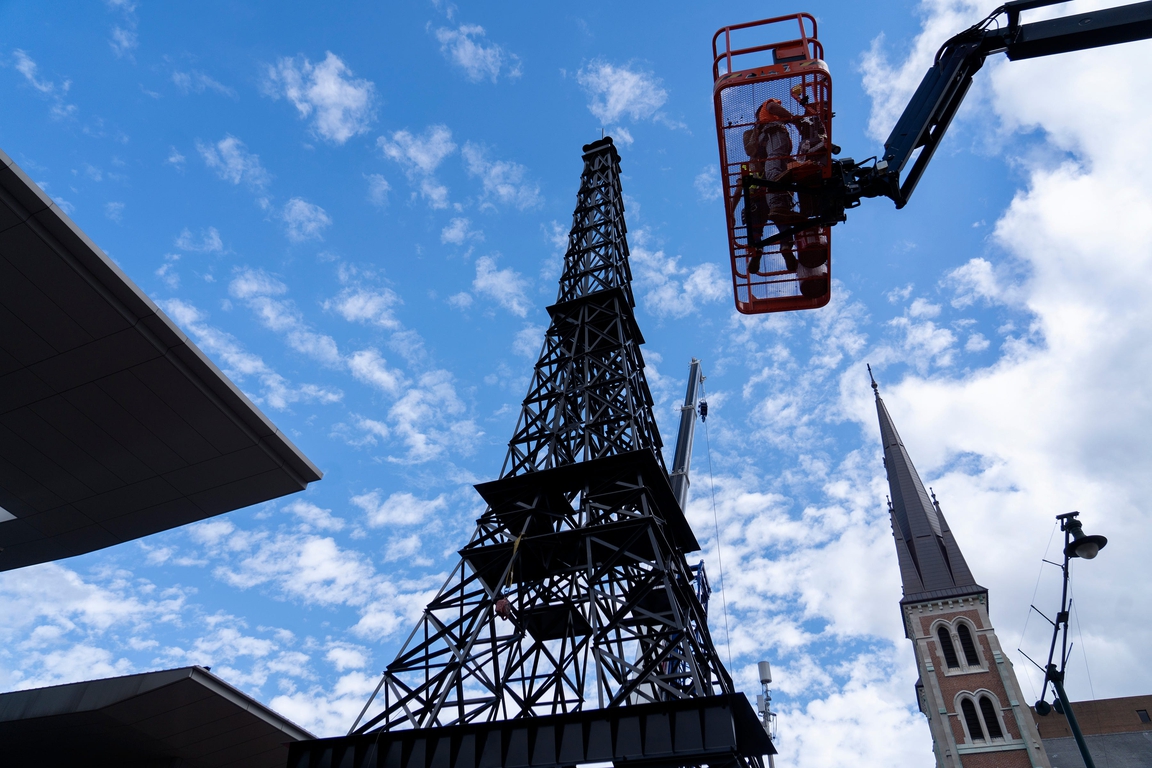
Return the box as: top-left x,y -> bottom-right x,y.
1061,514 -> 1108,559
1068,534 -> 1107,559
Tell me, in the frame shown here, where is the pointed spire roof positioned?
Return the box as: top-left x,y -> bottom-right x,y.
870,367 -> 985,603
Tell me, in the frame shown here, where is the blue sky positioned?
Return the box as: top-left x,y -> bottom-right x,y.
4,1 -> 1152,765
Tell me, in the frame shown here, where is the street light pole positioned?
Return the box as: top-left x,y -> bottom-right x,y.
1046,663 -> 1094,768
1031,511 -> 1107,768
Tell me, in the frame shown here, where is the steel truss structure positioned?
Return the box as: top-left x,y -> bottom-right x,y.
290,138 -> 772,768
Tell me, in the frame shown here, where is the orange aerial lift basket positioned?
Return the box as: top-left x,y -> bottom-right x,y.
713,13 -> 833,314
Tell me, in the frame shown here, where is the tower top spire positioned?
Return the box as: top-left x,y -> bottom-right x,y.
870,372 -> 984,603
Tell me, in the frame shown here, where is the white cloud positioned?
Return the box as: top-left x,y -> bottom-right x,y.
859,1 -> 986,141
14,50 -> 55,94
384,534 -> 432,564
448,292 -> 473,310
229,268 -> 287,300
945,257 -> 1005,308
440,217 -> 482,245
155,260 -> 179,289
325,644 -> 367,672
212,532 -> 378,608
162,298 -> 342,409
461,143 -> 542,210
325,288 -> 401,329
167,147 -> 186,168
102,0 -> 139,60
577,60 -> 668,125
378,126 -> 456,208
196,135 -> 271,189
44,191 -> 75,215
965,332 -> 990,352
0,561 -> 188,689
350,490 -> 447,527
694,165 -> 722,202
907,297 -> 940,319
365,173 -> 390,206
628,234 -> 727,318
888,315 -> 956,371
111,28 -> 137,56
229,268 -> 343,366
284,500 -> 345,532
175,226 -> 224,253
270,671 -> 380,736
433,24 -> 521,83
282,198 -> 332,242
388,370 -> 481,463
472,255 -> 530,317
265,52 -> 375,144
611,126 -> 634,146
379,126 -> 455,175
347,348 -> 404,395
513,324 -> 544,357
172,70 -> 236,98
13,50 -> 77,119
104,201 -> 124,222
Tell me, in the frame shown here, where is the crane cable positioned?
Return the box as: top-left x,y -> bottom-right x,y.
700,379 -> 733,670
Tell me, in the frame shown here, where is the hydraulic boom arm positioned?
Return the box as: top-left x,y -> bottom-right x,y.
803,0 -> 1152,234
878,0 -> 1152,208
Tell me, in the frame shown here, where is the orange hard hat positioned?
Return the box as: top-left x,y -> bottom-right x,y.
757,99 -> 784,122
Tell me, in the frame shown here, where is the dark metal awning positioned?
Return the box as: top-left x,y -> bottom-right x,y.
0,147 -> 322,571
0,666 -> 314,767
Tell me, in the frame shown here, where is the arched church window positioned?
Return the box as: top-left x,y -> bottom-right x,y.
957,623 -> 980,667
979,696 -> 1004,739
961,698 -> 986,741
937,626 -> 960,668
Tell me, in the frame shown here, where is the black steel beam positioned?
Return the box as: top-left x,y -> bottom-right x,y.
474,450 -> 699,553
288,693 -> 773,768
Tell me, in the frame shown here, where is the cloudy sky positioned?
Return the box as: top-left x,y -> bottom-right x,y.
3,0 -> 1151,765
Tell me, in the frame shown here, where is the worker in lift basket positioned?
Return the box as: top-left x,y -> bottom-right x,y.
790,82 -> 831,273
730,98 -> 796,275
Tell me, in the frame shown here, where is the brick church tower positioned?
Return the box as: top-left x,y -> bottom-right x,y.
871,374 -> 1050,768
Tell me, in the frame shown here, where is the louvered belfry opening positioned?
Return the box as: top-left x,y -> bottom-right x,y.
288,139 -> 773,768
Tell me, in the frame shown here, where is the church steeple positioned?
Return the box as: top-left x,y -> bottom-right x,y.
868,368 -> 1049,768
869,368 -> 983,602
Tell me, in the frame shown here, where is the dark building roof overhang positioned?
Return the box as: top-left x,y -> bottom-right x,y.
0,665 -> 314,767
0,148 -> 322,571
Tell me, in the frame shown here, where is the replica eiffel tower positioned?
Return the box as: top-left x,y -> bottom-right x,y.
289,138 -> 773,768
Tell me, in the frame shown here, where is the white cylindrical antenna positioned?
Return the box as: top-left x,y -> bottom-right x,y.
758,660 -> 773,685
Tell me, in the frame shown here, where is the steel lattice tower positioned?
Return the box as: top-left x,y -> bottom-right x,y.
290,138 -> 773,768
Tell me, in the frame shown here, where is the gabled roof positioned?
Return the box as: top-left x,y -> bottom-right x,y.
0,148 -> 322,571
0,666 -> 313,767
871,374 -> 984,603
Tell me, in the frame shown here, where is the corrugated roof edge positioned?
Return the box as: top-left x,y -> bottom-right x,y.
0,146 -> 322,485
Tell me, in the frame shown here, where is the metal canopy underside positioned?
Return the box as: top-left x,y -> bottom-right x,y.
0,666 -> 313,768
0,147 -> 322,571
289,693 -> 774,768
